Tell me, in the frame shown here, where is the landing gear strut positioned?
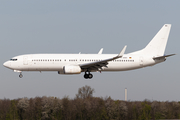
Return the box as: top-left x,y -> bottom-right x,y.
19,73 -> 23,78
84,71 -> 93,79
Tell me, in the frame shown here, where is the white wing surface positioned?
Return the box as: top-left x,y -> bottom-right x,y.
80,46 -> 127,71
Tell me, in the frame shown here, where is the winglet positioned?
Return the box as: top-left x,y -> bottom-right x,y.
117,45 -> 127,57
98,48 -> 103,54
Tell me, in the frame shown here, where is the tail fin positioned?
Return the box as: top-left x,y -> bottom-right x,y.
143,24 -> 171,56
131,24 -> 171,56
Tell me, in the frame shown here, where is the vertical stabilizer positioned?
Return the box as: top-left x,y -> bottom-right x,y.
130,24 -> 172,56
143,24 -> 171,56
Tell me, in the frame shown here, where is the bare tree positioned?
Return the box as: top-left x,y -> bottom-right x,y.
76,85 -> 95,99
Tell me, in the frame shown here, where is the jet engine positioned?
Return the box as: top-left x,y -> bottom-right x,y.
58,65 -> 81,74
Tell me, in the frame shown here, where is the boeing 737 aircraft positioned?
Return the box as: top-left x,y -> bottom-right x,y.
3,24 -> 175,79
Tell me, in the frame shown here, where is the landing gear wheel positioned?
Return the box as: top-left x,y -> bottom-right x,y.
84,71 -> 93,79
84,74 -> 89,79
88,74 -> 93,79
19,74 -> 23,78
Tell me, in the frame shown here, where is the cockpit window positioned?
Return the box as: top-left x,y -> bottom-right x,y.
10,59 -> 18,61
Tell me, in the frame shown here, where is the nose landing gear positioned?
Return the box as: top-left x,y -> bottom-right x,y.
19,73 -> 23,78
84,71 -> 93,79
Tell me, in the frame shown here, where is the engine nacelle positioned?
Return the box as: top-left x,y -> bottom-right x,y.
58,65 -> 81,74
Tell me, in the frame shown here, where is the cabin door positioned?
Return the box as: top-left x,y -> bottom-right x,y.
23,56 -> 28,65
139,56 -> 143,66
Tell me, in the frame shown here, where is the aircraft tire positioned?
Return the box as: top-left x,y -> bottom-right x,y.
89,74 -> 93,79
84,74 -> 88,79
19,74 -> 23,78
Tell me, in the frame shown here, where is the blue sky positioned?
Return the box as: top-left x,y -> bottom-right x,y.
0,1 -> 179,101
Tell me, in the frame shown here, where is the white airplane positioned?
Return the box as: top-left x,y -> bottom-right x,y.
3,24 -> 175,79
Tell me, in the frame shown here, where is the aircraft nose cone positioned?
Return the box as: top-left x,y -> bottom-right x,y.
3,61 -> 10,68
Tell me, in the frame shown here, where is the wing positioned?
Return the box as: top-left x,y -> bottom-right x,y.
80,46 -> 127,71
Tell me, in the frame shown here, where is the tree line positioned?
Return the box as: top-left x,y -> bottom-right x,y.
0,85 -> 180,120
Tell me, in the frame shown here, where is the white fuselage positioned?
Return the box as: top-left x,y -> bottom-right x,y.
3,53 -> 164,73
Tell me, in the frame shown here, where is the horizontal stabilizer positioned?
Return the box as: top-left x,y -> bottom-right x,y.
153,54 -> 175,59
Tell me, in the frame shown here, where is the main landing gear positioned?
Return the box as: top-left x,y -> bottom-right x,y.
84,71 -> 93,79
19,73 -> 23,78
